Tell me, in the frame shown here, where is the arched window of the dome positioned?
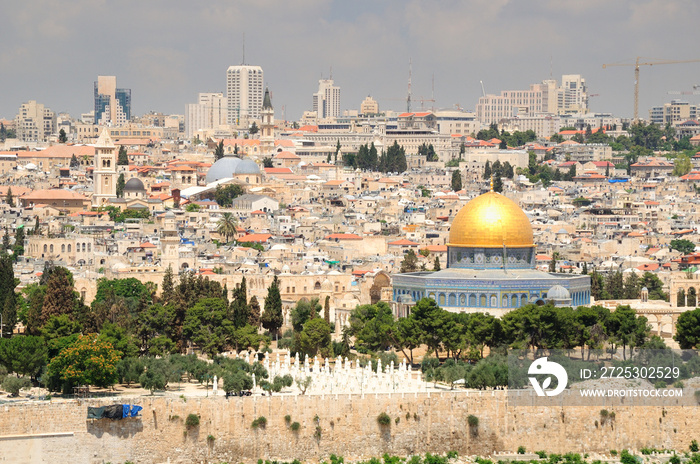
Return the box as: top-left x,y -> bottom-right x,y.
479,294 -> 486,307
469,294 -> 476,306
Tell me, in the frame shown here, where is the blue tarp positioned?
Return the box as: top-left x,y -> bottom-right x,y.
607,178 -> 629,183
122,404 -> 143,418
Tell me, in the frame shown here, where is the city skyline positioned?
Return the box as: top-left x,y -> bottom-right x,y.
2,0 -> 700,121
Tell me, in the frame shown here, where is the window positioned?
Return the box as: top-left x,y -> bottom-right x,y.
68,244 -> 71,252
50,244 -> 54,253
61,244 -> 65,253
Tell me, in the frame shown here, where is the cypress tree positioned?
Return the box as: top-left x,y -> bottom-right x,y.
261,276 -> 283,336
0,254 -> 17,337
231,276 -> 249,328
41,267 -> 75,324
324,295 -> 330,324
161,265 -> 175,304
248,295 -> 261,328
117,146 -> 129,165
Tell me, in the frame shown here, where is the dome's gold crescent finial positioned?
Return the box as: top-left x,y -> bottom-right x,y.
490,175 -> 494,192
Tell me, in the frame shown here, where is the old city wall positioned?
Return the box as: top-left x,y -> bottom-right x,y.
0,391 -> 698,464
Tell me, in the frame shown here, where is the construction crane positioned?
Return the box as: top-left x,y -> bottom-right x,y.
602,57 -> 700,121
668,88 -> 700,96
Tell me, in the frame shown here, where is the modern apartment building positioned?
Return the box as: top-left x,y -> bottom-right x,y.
14,100 -> 56,142
561,74 -> 588,115
226,65 -> 264,125
476,75 -> 588,125
649,100 -> 698,125
313,78 -> 341,120
186,92 -> 227,139
94,76 -> 131,126
360,96 -> 379,115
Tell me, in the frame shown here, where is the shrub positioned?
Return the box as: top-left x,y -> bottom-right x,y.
185,413 -> 200,429
290,421 -> 300,431
674,381 -> 684,389
690,440 -> 699,452
517,446 -> 526,454
377,412 -> 391,427
620,450 -> 637,464
252,416 -> 267,429
314,425 -> 322,439
395,416 -> 400,425
207,434 -> 215,443
2,376 -> 31,396
535,451 -> 547,459
447,451 -> 458,459
284,415 -> 291,424
599,409 -> 609,418
610,450 -> 617,456
467,415 -> 479,427
669,455 -> 681,464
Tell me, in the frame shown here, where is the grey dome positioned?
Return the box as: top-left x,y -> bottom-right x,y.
206,157 -> 242,183
235,158 -> 261,175
124,177 -> 145,191
546,285 -> 570,300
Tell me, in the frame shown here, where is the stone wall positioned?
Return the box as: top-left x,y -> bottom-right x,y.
0,391 -> 698,464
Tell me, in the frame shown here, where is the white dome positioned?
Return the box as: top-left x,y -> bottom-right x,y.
206,157 -> 242,183
546,285 -> 571,300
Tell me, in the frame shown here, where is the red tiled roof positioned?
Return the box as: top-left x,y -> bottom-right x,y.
239,233 -> 272,243
388,239 -> 419,246
325,233 -> 362,240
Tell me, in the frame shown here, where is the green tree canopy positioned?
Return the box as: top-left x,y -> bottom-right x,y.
46,333 -> 121,392
0,335 -> 47,377
675,308 -> 700,349
670,239 -> 696,256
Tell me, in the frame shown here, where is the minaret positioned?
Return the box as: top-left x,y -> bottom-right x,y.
260,87 -> 275,156
92,127 -> 118,206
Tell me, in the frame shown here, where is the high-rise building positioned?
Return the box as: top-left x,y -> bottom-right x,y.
226,65 -> 264,126
14,100 -> 56,142
561,74 -> 588,115
312,78 -> 341,120
94,76 -> 131,125
185,92 -> 226,138
650,100 -> 698,125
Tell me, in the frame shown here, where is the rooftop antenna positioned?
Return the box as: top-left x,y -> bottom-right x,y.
330,66 -> 333,80
432,72 -> 435,111
480,80 -> 486,97
407,58 -> 412,113
242,32 -> 245,65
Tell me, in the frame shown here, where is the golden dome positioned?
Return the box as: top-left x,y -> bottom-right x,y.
448,191 -> 534,248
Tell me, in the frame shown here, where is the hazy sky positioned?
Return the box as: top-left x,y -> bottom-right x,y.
2,0 -> 700,122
